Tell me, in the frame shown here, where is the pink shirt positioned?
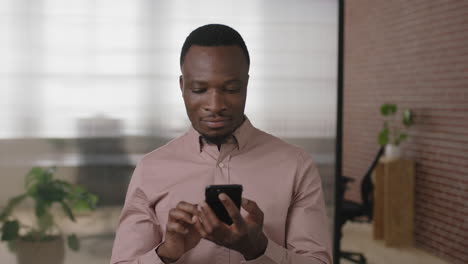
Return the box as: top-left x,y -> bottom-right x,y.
110,119 -> 332,264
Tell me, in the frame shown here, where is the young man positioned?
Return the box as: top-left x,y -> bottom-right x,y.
111,24 -> 332,264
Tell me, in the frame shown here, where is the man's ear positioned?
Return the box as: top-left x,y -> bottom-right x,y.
179,75 -> 184,93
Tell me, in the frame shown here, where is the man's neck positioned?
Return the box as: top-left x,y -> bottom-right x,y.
201,134 -> 230,150
198,116 -> 246,151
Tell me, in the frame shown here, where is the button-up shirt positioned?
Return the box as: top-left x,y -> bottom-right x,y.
110,119 -> 332,264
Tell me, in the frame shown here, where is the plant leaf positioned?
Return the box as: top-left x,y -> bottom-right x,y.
380,104 -> 397,116
25,167 -> 44,189
67,234 -> 80,251
25,167 -> 56,191
36,183 -> 66,203
0,194 -> 27,221
399,133 -> 408,142
67,186 -> 98,211
56,180 -> 73,194
1,220 -> 19,241
71,200 -> 92,212
61,202 -> 76,222
82,192 -> 98,210
378,128 -> 389,146
39,167 -> 53,183
35,198 -> 47,218
402,109 -> 413,126
395,133 -> 408,145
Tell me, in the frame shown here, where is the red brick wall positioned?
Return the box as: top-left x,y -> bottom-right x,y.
342,1 -> 468,263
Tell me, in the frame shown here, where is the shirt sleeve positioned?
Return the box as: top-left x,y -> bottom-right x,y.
110,162 -> 167,264
241,151 -> 333,264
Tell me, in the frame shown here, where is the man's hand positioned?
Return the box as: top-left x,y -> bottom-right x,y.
195,194 -> 268,260
157,201 -> 201,263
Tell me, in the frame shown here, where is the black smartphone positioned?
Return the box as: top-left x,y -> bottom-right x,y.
205,184 -> 243,225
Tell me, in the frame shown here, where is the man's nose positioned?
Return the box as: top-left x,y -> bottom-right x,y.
204,90 -> 227,113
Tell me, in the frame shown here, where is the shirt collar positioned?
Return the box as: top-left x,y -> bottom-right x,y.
186,116 -> 254,153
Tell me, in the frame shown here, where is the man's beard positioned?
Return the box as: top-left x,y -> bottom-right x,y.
201,134 -> 231,146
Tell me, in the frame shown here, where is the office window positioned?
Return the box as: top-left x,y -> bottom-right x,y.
0,0 -> 337,139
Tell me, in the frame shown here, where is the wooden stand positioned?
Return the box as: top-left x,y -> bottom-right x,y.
373,158 -> 415,247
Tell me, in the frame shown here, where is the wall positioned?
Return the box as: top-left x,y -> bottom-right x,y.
342,0 -> 468,263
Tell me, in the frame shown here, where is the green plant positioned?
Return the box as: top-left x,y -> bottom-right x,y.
0,167 -> 98,251
378,103 -> 413,146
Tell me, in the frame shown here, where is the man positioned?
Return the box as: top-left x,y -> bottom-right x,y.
111,24 -> 332,264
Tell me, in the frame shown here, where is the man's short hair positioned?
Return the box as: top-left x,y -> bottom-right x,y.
180,24 -> 250,68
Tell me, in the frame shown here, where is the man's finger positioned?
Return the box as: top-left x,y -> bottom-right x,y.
219,193 -> 244,225
169,208 -> 195,225
241,197 -> 264,222
191,215 -> 207,237
167,221 -> 189,235
176,201 -> 199,217
197,205 -> 212,232
201,201 -> 222,230
241,197 -> 258,212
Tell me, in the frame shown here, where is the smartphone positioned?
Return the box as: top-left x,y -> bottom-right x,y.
205,184 -> 243,225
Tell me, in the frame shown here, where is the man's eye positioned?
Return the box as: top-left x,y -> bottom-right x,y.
192,88 -> 206,94
224,86 -> 241,93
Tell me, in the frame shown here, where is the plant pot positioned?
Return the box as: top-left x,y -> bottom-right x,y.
15,236 -> 65,264
384,144 -> 401,161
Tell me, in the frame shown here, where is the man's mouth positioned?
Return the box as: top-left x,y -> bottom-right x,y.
202,118 -> 232,129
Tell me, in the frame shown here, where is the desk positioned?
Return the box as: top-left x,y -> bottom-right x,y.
373,159 -> 415,247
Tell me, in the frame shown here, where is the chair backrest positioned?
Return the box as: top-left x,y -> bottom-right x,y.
360,147 -> 384,220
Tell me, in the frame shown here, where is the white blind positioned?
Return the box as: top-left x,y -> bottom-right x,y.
0,0 -> 337,138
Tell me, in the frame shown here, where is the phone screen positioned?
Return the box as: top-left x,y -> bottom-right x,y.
205,184 -> 243,225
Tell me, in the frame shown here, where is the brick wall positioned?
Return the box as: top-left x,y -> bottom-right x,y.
342,0 -> 468,263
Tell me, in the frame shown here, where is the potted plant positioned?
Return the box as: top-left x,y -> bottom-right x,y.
0,167 -> 98,264
378,103 -> 413,160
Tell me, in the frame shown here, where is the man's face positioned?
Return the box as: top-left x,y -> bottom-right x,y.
180,45 -> 249,140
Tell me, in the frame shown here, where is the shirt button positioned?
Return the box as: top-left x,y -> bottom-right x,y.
218,162 -> 225,168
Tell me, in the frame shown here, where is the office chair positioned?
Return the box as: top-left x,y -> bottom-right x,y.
338,147 -> 384,264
